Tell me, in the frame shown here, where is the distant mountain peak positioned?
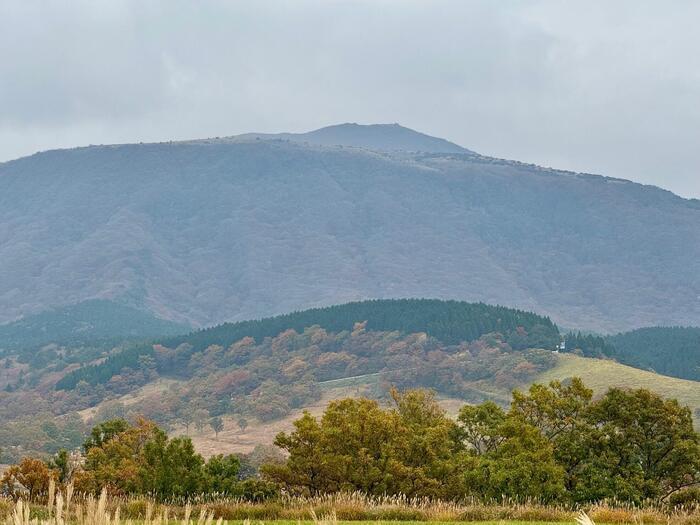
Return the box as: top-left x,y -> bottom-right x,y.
239,122 -> 472,154
300,122 -> 472,154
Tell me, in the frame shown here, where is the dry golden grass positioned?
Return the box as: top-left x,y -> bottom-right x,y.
2,481 -> 222,525
3,487 -> 698,525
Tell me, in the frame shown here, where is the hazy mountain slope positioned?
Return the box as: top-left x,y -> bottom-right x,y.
0,300 -> 188,352
1,124 -> 699,331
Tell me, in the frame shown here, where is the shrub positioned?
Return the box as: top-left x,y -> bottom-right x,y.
122,499 -> 150,519
671,489 -> 700,509
0,498 -> 12,520
231,478 -> 279,501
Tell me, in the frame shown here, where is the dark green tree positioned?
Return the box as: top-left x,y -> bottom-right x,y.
210,416 -> 224,439
585,387 -> 700,502
49,449 -> 71,483
467,419 -> 566,502
457,401 -> 507,455
204,454 -> 241,493
140,434 -> 205,497
83,418 -> 131,452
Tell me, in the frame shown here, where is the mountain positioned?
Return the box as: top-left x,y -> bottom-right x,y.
1,123 -> 699,332
0,300 -> 188,352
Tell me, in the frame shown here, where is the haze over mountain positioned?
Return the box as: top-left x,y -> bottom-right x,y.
238,122 -> 471,154
0,300 -> 187,352
1,123 -> 699,332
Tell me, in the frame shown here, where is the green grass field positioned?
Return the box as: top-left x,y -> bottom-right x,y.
536,354 -> 700,424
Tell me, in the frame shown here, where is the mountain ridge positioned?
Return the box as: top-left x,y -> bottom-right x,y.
8,123 -> 698,208
1,124 -> 699,332
233,122 -> 472,154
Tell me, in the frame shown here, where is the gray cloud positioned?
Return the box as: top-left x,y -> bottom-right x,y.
1,0 -> 699,197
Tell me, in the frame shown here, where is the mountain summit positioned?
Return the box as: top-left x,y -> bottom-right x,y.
239,123 -> 471,153
1,124 -> 699,331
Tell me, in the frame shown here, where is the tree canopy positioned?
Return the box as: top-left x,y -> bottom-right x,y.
263,380 -> 700,504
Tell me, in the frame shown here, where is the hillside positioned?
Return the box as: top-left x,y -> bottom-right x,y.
54,298 -> 559,390
163,298 -> 560,350
536,353 -> 700,424
1,124 -> 700,332
0,300 -> 188,353
557,328 -> 700,382
606,326 -> 700,381
2,297 -> 699,462
0,321 -> 557,462
184,353 -> 700,456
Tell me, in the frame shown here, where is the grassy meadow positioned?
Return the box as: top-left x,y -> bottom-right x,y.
536,354 -> 700,424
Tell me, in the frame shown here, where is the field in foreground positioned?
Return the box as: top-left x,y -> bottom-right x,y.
3,490 -> 700,525
199,520 -> 700,525
221,522 -> 565,525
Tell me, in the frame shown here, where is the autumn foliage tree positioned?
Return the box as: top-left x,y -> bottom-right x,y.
0,457 -> 56,499
68,418 -> 255,499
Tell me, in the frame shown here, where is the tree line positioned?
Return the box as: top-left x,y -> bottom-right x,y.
606,326 -> 700,381
264,380 -> 700,504
2,379 -> 699,505
1,418 -> 277,501
561,328 -> 700,382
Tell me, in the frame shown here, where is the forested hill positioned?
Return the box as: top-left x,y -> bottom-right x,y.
559,327 -> 700,382
55,299 -> 560,391
2,123 -> 700,332
606,327 -> 700,381
162,299 -> 560,351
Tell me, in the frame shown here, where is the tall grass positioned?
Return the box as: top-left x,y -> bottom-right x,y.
1,486 -> 698,524
2,481 -> 222,525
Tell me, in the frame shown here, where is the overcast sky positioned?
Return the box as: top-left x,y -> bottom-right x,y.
1,1 -> 699,198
